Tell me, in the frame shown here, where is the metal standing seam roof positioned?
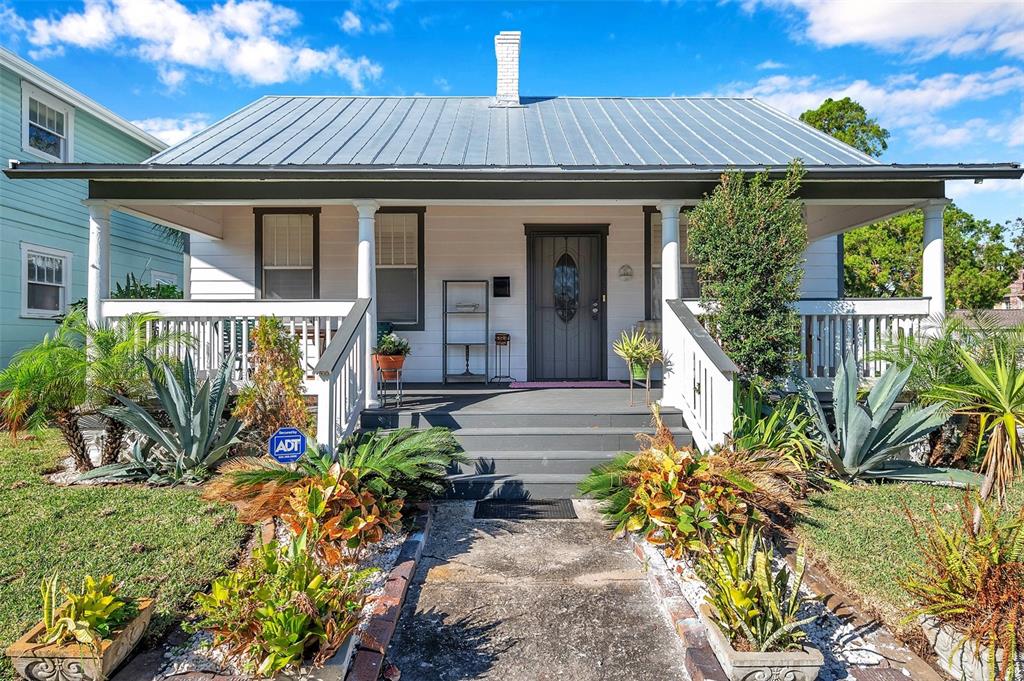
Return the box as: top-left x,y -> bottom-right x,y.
146,96 -> 882,168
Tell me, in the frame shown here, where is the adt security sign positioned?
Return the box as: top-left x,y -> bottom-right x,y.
268,427 -> 306,463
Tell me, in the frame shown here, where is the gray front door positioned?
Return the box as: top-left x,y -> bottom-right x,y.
527,230 -> 606,380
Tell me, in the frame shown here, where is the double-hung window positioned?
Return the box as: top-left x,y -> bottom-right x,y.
21,243 -> 71,318
647,208 -> 700,320
256,210 -> 319,299
375,208 -> 424,330
22,83 -> 73,162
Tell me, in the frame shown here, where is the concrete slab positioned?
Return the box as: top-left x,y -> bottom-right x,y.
387,501 -> 690,681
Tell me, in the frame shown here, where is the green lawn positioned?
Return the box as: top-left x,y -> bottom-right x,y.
795,481 -> 1023,638
0,430 -> 248,681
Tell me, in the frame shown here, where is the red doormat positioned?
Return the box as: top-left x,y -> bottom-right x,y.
508,380 -> 627,389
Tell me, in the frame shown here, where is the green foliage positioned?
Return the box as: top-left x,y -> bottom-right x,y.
868,314 -> 975,399
373,332 -> 411,356
39,574 -> 132,653
612,328 -> 662,373
843,205 -> 1023,310
927,338 -> 1024,503
798,352 -> 982,485
82,352 -> 243,485
192,535 -> 368,675
697,525 -> 816,653
903,496 -> 1024,681
687,161 -> 807,382
799,97 -> 889,158
233,317 -> 312,448
732,384 -> 818,471
68,272 -> 183,315
335,427 -> 465,499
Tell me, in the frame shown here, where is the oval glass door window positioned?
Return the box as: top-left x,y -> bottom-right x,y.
553,252 -> 579,323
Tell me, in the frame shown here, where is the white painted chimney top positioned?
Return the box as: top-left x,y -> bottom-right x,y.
494,31 -> 521,106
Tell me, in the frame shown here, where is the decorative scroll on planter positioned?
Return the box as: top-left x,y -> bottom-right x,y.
700,604 -> 824,681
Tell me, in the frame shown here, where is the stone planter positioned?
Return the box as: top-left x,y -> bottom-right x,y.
6,598 -> 154,681
921,616 -> 1020,681
700,604 -> 824,681
275,633 -> 356,681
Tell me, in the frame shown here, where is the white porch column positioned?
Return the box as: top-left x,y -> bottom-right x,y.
658,201 -> 683,323
354,200 -> 379,408
87,203 -> 111,328
922,199 -> 948,327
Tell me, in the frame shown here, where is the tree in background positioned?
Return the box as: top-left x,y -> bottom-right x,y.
799,97 -> 889,158
688,161 -> 807,383
801,98 -> 1022,310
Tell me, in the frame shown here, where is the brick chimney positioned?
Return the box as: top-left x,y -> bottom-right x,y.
494,31 -> 521,106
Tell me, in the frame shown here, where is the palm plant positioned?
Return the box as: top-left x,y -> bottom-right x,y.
0,314 -> 89,470
732,384 -> 818,471
82,352 -> 242,485
798,352 -> 982,485
927,340 -> 1024,504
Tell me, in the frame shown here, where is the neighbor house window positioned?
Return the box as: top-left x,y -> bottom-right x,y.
21,243 -> 71,318
22,83 -> 73,162
150,270 -> 179,287
375,208 -> 425,330
255,209 -> 320,299
646,208 -> 700,320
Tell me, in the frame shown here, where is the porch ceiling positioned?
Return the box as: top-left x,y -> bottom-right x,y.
805,203 -> 917,240
113,203 -> 225,238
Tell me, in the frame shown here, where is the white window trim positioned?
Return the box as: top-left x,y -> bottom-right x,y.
150,270 -> 179,286
21,242 -> 73,319
21,81 -> 75,162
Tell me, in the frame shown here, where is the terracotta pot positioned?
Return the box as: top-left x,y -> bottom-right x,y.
7,598 -> 154,681
374,354 -> 405,380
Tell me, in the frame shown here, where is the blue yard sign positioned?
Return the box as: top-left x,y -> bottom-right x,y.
268,427 -> 307,463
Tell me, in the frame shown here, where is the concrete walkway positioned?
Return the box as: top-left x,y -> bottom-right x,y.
387,501 -> 689,681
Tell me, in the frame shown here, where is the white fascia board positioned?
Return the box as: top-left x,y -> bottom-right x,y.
0,47 -> 167,152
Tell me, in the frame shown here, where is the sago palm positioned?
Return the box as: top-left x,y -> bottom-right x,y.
928,341 -> 1024,504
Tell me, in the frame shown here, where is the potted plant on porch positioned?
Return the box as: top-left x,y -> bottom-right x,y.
7,573 -> 155,681
613,329 -> 661,381
696,527 -> 824,681
373,333 -> 411,380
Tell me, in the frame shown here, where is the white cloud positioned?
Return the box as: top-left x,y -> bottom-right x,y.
131,114 -> 211,145
21,0 -> 382,90
746,0 -> 1024,60
157,64 -> 187,91
947,177 -> 1024,201
339,10 -> 362,35
756,59 -> 785,70
433,76 -> 450,92
0,1 -> 27,37
723,67 -> 1024,130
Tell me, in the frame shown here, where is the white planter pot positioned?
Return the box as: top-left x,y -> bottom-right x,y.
700,604 -> 824,681
921,617 -> 1021,681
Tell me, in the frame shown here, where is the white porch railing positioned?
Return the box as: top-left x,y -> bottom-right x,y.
314,299 -> 371,450
794,298 -> 930,389
662,300 -> 738,451
98,299 -> 357,388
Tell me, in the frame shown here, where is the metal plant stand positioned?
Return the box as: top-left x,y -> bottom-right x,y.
492,332 -> 514,383
377,365 -> 404,407
627,362 -> 652,407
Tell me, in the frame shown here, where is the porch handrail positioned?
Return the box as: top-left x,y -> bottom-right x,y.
662,299 -> 737,452
314,298 -> 372,450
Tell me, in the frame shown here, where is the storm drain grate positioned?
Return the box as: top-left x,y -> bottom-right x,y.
473,499 -> 578,520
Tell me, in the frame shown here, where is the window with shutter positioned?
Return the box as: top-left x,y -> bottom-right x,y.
648,210 -> 700,320
257,211 -> 318,299
375,209 -> 424,329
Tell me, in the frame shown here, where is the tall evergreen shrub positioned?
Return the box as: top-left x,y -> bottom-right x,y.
687,161 -> 807,383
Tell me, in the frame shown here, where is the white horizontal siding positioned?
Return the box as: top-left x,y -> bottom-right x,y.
800,235 -> 840,299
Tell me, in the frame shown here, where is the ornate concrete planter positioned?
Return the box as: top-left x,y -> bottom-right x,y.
921,616 -> 1020,681
275,634 -> 356,681
700,604 -> 824,681
6,598 -> 154,681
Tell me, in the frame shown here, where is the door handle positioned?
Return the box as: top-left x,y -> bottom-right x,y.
591,300 -> 600,319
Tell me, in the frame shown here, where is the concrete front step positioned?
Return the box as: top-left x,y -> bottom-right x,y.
453,450 -> 624,476
361,407 -> 683,430
446,473 -> 586,500
452,426 -> 692,453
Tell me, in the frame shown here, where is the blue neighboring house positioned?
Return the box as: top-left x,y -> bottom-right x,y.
0,48 -> 185,367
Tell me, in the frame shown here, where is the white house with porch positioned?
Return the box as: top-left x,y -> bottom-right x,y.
6,32 -> 1021,497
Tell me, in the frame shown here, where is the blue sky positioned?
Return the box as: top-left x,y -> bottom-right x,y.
2,0 -> 1022,225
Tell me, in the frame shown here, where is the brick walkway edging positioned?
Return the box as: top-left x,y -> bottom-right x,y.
346,506 -> 434,681
627,535 -> 728,681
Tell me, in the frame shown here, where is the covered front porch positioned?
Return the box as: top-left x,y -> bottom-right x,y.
79,188 -> 949,450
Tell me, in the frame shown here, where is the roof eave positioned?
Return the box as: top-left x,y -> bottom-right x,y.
4,162 -> 1021,182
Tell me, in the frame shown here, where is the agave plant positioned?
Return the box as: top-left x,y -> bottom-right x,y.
82,352 -> 242,485
798,352 -> 982,485
697,524 -> 816,653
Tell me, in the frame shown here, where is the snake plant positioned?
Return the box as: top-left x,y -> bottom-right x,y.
797,352 -> 982,486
